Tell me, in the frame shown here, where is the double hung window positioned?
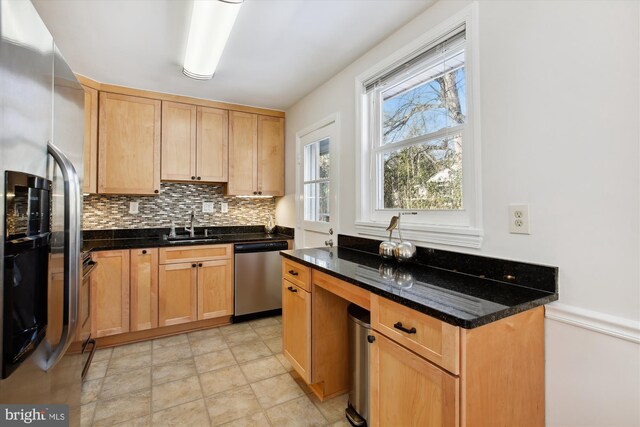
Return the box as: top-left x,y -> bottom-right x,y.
357,16 -> 481,247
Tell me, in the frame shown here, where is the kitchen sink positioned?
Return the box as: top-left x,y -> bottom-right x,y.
164,234 -> 221,244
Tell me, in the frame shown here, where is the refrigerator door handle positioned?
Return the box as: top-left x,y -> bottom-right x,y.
46,142 -> 82,371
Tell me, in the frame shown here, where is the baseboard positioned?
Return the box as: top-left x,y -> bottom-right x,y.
545,303 -> 640,344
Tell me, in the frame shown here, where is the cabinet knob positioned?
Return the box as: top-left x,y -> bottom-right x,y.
288,270 -> 298,276
287,286 -> 297,293
142,250 -> 147,255
253,191 -> 257,195
197,176 -> 201,180
154,189 -> 159,194
258,191 -> 262,195
192,264 -> 196,268
367,335 -> 376,343
198,263 -> 203,267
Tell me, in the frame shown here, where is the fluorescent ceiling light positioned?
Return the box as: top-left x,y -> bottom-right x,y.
183,0 -> 243,80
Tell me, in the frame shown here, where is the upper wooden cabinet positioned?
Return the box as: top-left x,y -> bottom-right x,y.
197,106 -> 228,182
82,85 -> 98,194
161,101 -> 196,181
98,92 -> 161,194
257,115 -> 285,196
161,102 -> 228,183
228,111 -> 284,196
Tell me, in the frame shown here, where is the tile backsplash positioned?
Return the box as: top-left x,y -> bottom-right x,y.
83,183 -> 276,230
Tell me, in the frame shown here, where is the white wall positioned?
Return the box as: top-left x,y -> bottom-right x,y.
278,1 -> 640,425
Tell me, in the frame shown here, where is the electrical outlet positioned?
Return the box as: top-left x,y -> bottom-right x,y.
203,202 -> 214,213
509,205 -> 530,234
221,202 -> 228,213
129,202 -> 139,214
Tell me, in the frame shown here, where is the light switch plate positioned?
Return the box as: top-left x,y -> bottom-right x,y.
221,202 -> 228,213
508,205 -> 530,234
203,202 -> 214,213
129,202 -> 139,214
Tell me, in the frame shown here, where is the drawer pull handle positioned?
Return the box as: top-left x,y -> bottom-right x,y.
394,322 -> 417,334
287,286 -> 297,293
288,270 -> 298,276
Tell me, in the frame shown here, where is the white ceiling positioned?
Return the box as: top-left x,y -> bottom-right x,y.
33,0 -> 434,111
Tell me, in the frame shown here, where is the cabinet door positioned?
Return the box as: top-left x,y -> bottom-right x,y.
82,85 -> 98,194
197,259 -> 233,320
257,115 -> 284,196
369,331 -> 459,427
161,101 -> 197,181
130,248 -> 159,331
98,92 -> 161,194
227,111 -> 257,195
282,279 -> 311,383
91,250 -> 130,337
158,262 -> 198,326
197,106 -> 228,182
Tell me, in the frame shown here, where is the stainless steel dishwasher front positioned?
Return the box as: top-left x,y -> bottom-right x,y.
234,241 -> 289,320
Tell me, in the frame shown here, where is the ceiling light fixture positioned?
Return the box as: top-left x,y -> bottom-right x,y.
183,0 -> 244,80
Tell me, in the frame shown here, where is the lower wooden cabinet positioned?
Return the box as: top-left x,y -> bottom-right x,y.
282,279 -> 312,383
130,248 -> 159,331
369,331 -> 458,427
198,260 -> 233,320
91,250 -> 130,337
91,244 -> 233,337
158,262 -> 198,326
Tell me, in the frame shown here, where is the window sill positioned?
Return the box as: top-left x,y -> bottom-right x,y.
354,221 -> 483,249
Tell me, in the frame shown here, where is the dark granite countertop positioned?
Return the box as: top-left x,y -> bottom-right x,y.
82,225 -> 293,252
280,239 -> 558,329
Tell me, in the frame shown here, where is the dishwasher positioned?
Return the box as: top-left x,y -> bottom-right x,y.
234,241 -> 289,321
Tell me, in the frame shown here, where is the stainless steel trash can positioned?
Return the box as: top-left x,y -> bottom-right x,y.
346,304 -> 370,427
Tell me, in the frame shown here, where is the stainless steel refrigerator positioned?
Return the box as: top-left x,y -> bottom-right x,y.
0,0 -> 84,424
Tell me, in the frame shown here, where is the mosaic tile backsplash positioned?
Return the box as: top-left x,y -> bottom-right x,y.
83,183 -> 276,230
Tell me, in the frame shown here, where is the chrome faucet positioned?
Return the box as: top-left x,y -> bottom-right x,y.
184,211 -> 196,237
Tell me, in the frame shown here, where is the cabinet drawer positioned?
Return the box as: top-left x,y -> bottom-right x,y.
159,244 -> 232,264
371,294 -> 459,374
282,258 -> 311,291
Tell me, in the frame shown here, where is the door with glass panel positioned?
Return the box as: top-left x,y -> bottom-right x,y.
297,121 -> 337,248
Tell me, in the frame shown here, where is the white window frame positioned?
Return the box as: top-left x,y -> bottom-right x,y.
355,4 -> 483,248
296,113 -> 340,235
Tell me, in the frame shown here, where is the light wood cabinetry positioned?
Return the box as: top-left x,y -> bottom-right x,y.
158,262 -> 198,326
82,85 -> 98,194
370,331 -> 459,427
282,279 -> 312,383
197,260 -> 233,320
228,112 -> 284,196
130,248 -> 159,331
91,250 -> 130,337
228,111 -> 257,195
281,260 -> 546,426
161,101 -> 196,182
98,92 -> 161,194
161,102 -> 228,183
257,115 -> 285,196
197,106 -> 228,182
159,244 -> 233,326
371,294 -> 459,375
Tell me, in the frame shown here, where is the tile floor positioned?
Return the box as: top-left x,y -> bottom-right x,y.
81,316 -> 351,427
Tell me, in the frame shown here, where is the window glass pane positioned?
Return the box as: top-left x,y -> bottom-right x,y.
382,51 -> 465,145
380,134 -> 462,210
304,138 -> 330,181
304,182 -> 330,222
